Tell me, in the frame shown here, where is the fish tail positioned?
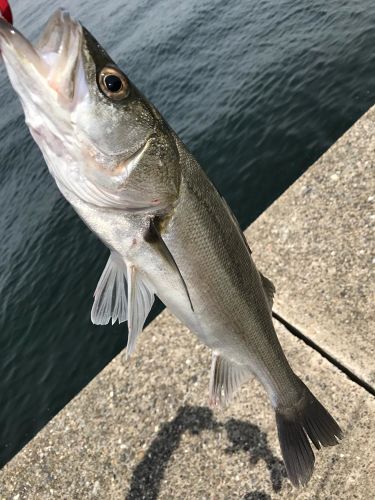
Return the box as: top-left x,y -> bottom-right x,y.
275,381 -> 343,487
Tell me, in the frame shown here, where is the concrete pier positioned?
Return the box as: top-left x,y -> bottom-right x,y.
1,106 -> 374,499
246,106 -> 374,387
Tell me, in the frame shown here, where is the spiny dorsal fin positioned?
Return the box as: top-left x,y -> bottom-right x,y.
209,353 -> 251,406
126,264 -> 154,358
220,195 -> 252,258
144,216 -> 194,311
91,252 -> 128,325
259,271 -> 275,309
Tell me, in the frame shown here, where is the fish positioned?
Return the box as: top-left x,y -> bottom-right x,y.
0,9 -> 343,486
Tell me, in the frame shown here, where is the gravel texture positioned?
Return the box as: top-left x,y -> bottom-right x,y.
0,312 -> 374,499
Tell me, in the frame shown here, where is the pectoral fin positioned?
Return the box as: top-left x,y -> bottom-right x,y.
144,216 -> 194,311
91,251 -> 128,325
126,264 -> 154,358
91,252 -> 154,358
209,353 -> 251,406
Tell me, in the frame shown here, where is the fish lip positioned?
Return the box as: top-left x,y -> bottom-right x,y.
0,9 -> 84,102
0,17 -> 48,76
43,10 -> 84,102
36,9 -> 74,54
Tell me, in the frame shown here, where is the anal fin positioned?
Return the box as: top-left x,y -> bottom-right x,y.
209,353 -> 251,406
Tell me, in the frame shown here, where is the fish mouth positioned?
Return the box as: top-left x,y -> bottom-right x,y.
0,9 -> 84,103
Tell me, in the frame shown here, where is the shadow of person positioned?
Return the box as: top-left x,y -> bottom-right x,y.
126,406 -> 219,500
243,491 -> 271,500
126,405 -> 286,500
225,418 -> 287,492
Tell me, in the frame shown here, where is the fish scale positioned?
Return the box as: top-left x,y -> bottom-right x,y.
163,141 -> 292,371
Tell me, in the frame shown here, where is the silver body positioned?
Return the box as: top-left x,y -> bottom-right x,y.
63,136 -> 299,409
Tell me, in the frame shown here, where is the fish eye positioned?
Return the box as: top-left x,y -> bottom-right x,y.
105,75 -> 122,92
98,67 -> 129,100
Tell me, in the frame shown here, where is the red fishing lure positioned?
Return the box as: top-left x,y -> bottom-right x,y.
0,0 -> 13,24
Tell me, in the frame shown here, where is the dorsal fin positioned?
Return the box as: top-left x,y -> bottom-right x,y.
221,195 -> 252,258
259,271 -> 275,309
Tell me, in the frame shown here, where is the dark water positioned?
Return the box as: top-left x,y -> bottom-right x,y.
0,0 -> 374,466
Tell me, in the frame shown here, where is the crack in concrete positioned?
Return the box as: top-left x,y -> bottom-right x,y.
272,311 -> 375,397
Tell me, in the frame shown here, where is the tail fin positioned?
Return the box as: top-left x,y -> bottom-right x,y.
275,386 -> 343,487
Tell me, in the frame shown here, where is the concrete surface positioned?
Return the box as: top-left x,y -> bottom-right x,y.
245,105 -> 375,387
0,311 -> 374,499
0,106 -> 374,498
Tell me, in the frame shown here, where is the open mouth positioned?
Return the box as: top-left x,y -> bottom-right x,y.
0,9 -> 83,101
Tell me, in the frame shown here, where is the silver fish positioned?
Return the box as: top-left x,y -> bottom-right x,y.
0,10 -> 342,486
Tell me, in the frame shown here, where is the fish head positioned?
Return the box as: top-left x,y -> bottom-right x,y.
0,9 -> 181,212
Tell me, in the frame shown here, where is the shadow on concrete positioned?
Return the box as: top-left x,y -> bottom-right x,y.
126,405 -> 286,499
243,492 -> 271,500
225,418 -> 286,493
